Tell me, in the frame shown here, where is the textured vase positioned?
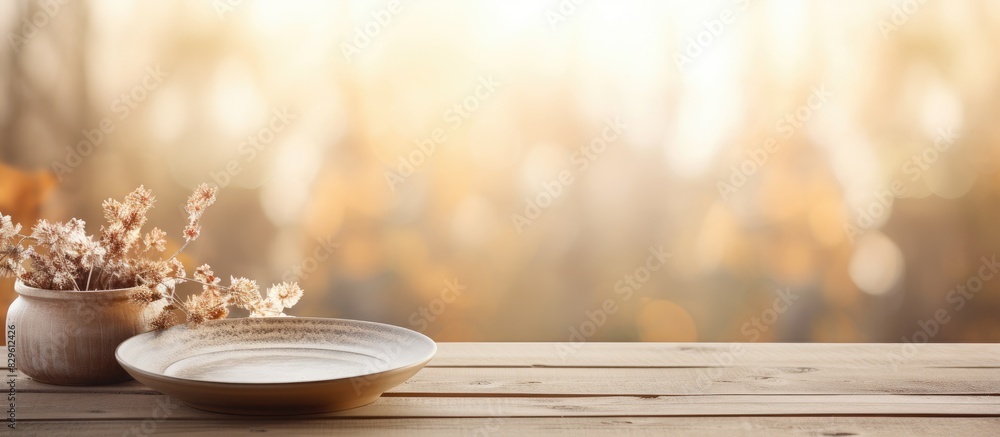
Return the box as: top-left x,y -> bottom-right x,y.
5,280 -> 166,385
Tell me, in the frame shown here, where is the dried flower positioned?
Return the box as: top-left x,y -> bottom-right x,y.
183,184 -> 216,243
143,227 -> 167,253
101,186 -> 155,262
128,285 -> 162,305
228,276 -> 260,307
194,264 -> 220,287
0,215 -> 29,279
267,282 -> 304,308
51,271 -> 76,289
22,218 -> 105,289
182,290 -> 229,325
0,215 -> 21,240
0,246 -> 29,278
149,309 -> 178,330
80,244 -> 106,270
0,183 -> 305,330
183,225 -> 200,241
250,298 -> 285,318
166,258 -> 185,278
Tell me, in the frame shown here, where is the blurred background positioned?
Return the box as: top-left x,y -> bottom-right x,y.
1,0 -> 999,342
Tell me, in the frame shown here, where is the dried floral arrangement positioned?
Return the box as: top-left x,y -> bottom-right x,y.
0,184 -> 303,330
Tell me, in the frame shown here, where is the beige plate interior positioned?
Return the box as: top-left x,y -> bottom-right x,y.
116,317 -> 436,415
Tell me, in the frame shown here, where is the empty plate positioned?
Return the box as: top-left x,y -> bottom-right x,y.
116,317 -> 436,415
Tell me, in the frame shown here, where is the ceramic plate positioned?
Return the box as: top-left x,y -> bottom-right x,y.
116,317 -> 436,415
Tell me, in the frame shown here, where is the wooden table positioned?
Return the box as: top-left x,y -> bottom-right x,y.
15,343 -> 1000,435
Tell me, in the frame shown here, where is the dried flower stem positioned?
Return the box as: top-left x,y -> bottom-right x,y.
0,235 -> 29,266
166,240 -> 190,263
171,276 -> 221,290
85,265 -> 94,291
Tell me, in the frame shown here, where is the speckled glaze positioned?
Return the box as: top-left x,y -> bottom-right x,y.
6,280 -> 167,385
116,317 -> 436,415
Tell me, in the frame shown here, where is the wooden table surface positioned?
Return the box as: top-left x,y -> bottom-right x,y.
15,343 -> 1000,436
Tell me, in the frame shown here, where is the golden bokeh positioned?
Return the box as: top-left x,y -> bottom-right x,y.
1,0 -> 999,342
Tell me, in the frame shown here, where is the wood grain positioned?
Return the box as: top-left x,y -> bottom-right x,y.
16,417 -> 1000,437
17,393 -> 1000,421
12,343 -> 1000,435
18,366 -> 1000,396
425,342 -> 1000,368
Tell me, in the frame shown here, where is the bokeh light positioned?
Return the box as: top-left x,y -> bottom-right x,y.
1,0 -> 999,342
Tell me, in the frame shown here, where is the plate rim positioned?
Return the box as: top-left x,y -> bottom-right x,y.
115,316 -> 437,387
